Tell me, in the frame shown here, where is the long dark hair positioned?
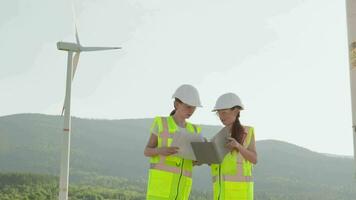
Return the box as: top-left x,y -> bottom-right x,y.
170,98 -> 182,116
231,106 -> 245,144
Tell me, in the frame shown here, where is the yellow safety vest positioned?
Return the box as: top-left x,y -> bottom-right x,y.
146,116 -> 201,200
211,126 -> 255,200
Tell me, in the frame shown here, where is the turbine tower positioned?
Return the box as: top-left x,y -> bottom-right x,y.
57,26 -> 120,200
346,0 -> 356,177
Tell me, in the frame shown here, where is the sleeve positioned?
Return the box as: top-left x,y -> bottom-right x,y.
247,127 -> 255,150
149,117 -> 161,136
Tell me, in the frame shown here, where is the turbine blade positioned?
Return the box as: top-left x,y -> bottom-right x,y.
72,52 -> 80,80
75,25 -> 81,46
80,46 -> 121,52
61,106 -> 65,116
61,97 -> 66,116
71,0 -> 80,45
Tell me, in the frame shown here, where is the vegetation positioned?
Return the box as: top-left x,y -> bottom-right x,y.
1,114 -> 355,199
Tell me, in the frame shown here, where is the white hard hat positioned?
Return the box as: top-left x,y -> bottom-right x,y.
172,84 -> 202,107
212,93 -> 244,111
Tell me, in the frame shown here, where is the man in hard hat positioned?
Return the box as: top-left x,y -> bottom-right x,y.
144,84 -> 203,200
210,93 -> 257,200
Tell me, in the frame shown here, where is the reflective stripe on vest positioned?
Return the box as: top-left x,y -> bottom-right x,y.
150,163 -> 192,177
212,174 -> 253,182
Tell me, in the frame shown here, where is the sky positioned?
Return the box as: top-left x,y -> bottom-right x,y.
0,0 -> 354,156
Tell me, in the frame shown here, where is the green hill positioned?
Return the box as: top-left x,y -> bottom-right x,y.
0,113 -> 355,199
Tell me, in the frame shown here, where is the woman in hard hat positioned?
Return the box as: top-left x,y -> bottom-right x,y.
144,84 -> 203,200
210,93 -> 257,200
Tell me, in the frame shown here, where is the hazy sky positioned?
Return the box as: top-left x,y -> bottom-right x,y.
1,0 -> 353,156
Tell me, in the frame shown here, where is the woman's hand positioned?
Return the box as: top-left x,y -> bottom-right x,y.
157,146 -> 179,156
226,137 -> 242,151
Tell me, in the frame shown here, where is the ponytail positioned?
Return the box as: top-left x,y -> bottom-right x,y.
170,98 -> 182,116
231,106 -> 244,144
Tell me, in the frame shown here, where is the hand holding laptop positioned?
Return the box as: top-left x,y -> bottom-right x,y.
170,130 -> 204,160
190,127 -> 231,164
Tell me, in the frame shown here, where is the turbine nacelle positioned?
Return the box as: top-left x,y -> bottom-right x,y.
57,41 -> 121,52
57,41 -> 80,52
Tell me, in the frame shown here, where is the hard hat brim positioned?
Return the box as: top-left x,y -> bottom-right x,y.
211,106 -> 244,112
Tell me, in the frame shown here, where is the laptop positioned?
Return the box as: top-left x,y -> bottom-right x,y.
191,142 -> 224,164
191,127 -> 230,164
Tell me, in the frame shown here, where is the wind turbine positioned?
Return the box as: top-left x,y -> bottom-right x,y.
57,26 -> 120,200
346,0 -> 356,177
